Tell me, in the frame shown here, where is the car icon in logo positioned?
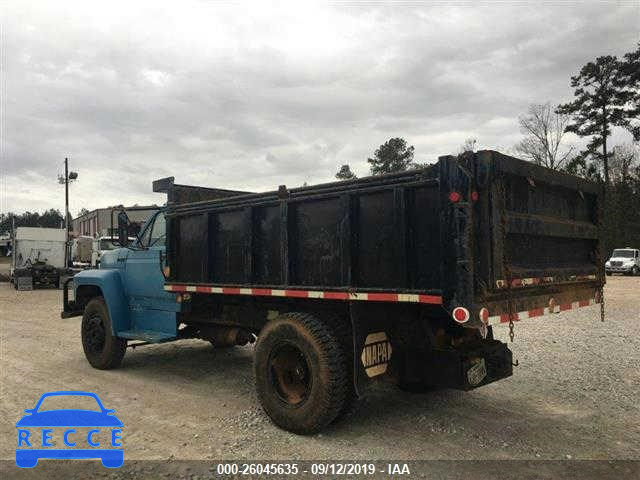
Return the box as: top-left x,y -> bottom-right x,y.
15,391 -> 123,468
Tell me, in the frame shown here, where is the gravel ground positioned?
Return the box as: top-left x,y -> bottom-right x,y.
0,276 -> 638,478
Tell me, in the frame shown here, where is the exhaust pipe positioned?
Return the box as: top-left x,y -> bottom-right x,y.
209,326 -> 255,347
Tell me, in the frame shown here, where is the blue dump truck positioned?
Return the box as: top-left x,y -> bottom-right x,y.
62,151 -> 604,433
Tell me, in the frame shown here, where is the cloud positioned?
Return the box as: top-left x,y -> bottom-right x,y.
1,1 -> 638,214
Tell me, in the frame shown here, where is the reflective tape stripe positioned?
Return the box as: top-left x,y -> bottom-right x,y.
495,274 -> 597,289
164,284 -> 443,304
487,298 -> 598,325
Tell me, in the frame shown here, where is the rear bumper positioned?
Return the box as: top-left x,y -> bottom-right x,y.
398,339 -> 513,390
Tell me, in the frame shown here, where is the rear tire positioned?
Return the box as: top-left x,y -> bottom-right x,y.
254,312 -> 349,434
81,297 -> 126,369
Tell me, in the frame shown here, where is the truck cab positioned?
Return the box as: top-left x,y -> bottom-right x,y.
63,209 -> 181,354
605,248 -> 640,276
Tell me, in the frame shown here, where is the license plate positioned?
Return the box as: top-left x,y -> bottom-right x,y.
467,358 -> 487,386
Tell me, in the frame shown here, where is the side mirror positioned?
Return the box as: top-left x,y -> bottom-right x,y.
117,211 -> 130,247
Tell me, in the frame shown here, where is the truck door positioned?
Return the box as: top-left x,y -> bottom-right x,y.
120,212 -> 178,341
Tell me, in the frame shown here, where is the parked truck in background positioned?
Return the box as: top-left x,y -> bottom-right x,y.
605,248 -> 640,276
62,151 -> 604,433
12,227 -> 69,290
91,236 -> 136,267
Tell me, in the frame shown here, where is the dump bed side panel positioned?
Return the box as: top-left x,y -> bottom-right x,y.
166,170 -> 444,296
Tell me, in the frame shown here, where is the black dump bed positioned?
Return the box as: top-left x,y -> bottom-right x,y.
163,150 -> 603,328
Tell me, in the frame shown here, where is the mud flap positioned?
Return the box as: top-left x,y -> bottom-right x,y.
396,339 -> 513,390
349,302 -> 424,396
349,302 -> 513,394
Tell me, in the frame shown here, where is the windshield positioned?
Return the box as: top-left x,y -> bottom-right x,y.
612,249 -> 634,258
100,239 -> 117,250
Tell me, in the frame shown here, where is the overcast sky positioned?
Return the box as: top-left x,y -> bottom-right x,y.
1,1 -> 638,215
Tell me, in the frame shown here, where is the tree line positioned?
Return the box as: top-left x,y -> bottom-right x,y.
0,210 -> 65,235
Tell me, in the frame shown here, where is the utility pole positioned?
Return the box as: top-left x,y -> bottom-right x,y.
65,158 -> 69,232
58,158 -> 78,268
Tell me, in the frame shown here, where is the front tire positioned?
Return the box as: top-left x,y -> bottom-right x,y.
632,266 -> 639,277
81,297 -> 126,369
254,312 -> 349,434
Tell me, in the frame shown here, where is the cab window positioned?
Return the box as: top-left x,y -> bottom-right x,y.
139,218 -> 154,246
148,213 -> 166,247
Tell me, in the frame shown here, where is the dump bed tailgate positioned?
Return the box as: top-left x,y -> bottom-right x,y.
473,151 -> 603,325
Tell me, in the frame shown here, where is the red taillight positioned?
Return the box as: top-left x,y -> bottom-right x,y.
471,191 -> 479,202
449,191 -> 461,203
452,307 -> 470,323
479,307 -> 489,324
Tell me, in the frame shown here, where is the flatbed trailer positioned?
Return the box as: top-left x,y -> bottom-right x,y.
63,150 -> 604,433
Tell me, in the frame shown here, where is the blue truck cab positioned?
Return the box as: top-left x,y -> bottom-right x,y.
62,209 -> 181,368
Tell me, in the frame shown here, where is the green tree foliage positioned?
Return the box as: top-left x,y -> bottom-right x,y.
604,145 -> 640,254
618,43 -> 640,141
367,137 -> 415,175
557,53 -> 636,185
335,164 -> 356,180
565,144 -> 640,254
0,209 -> 64,235
557,44 -> 640,253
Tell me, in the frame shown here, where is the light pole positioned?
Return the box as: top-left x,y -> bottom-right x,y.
58,158 -> 78,267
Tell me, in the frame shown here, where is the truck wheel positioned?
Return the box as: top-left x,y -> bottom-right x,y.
254,312 -> 348,434
632,266 -> 639,276
81,297 -> 126,370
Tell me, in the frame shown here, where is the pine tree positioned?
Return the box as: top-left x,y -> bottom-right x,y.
335,164 -> 356,180
557,55 -> 634,185
367,137 -> 415,175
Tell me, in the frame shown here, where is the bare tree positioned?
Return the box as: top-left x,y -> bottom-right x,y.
609,143 -> 639,184
514,103 -> 574,170
459,138 -> 477,153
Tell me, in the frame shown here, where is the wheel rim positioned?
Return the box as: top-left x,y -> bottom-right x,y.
85,314 -> 106,354
268,343 -> 312,406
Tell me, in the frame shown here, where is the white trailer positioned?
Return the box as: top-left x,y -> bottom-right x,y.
11,227 -> 68,289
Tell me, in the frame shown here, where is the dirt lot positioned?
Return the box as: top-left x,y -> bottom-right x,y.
0,276 -> 638,477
